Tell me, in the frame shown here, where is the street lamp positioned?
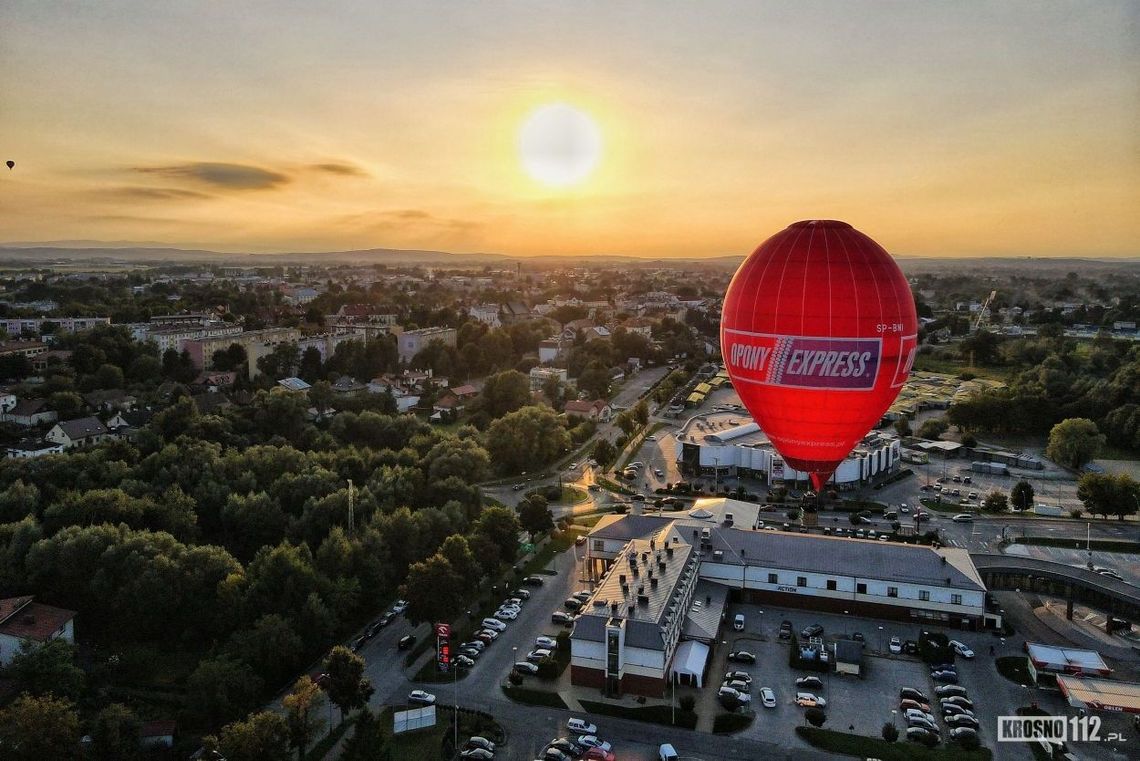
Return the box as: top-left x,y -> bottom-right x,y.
878,625 -> 884,653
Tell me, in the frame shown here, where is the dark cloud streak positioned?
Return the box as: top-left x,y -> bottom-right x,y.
311,162 -> 366,176
107,186 -> 213,201
136,162 -> 289,190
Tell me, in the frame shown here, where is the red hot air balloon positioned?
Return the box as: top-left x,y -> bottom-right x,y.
720,220 -> 917,491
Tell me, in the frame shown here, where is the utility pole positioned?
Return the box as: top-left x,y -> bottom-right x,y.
347,479 -> 355,533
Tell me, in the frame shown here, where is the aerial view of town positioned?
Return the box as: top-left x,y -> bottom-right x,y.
0,2 -> 1137,761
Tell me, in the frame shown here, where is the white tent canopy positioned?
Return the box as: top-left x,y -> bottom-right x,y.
670,640 -> 709,688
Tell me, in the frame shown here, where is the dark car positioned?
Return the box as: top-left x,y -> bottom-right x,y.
727,650 -> 756,664
902,640 -> 919,655
930,663 -> 956,673
899,688 -> 928,703
351,635 -> 367,652
906,727 -> 940,745
936,684 -> 968,698
931,670 -> 958,684
398,634 -> 416,651
801,623 -> 824,638
564,598 -> 584,611
946,714 -> 980,729
522,575 -> 545,587
851,632 -> 865,643
546,738 -> 582,757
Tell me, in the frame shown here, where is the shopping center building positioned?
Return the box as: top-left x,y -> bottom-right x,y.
570,498 -> 989,697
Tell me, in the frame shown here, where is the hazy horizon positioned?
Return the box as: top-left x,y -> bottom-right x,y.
3,1 -> 1138,258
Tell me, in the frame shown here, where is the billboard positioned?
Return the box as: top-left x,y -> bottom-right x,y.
393,705 -> 436,734
435,622 -> 451,672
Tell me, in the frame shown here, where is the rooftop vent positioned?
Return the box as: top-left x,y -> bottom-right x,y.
713,550 -> 724,561
650,577 -> 659,588
628,604 -> 636,615
650,538 -> 656,550
666,546 -> 674,558
593,598 -> 608,607
658,560 -> 666,571
619,574 -> 626,584
725,512 -> 734,526
611,602 -> 619,615
637,594 -> 650,606
637,584 -> 644,595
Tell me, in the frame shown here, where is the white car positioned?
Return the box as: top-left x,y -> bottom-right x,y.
392,599 -> 409,614
567,718 -> 597,734
494,609 -> 518,621
527,648 -> 553,662
760,687 -> 777,708
795,692 -> 827,708
889,636 -> 903,654
535,636 -> 558,649
577,736 -> 612,752
408,690 -> 436,705
952,514 -> 974,523
950,640 -> 975,659
733,613 -> 745,631
481,618 -> 507,632
659,743 -> 679,761
905,708 -> 937,724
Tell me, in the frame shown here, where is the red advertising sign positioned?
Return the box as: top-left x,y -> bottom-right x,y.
435,622 -> 451,671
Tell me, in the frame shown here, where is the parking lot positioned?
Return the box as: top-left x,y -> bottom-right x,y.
708,603 -> 1019,757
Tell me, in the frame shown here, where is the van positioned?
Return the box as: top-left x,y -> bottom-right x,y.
733,614 -> 745,631
659,744 -> 679,761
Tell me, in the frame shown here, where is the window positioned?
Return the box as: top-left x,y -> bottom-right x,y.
826,580 -> 837,591
768,573 -> 778,584
797,576 -> 807,587
919,590 -> 930,602
592,540 -> 604,551
951,594 -> 962,605
887,586 -> 898,598
856,583 -> 867,594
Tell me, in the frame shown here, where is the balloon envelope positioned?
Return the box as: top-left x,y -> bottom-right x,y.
720,220 -> 917,490
4,161 -> 12,170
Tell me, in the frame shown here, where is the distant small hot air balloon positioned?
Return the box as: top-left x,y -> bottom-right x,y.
4,161 -> 12,170
721,220 -> 917,492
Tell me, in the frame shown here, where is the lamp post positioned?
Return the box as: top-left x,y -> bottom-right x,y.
891,709 -> 897,727
878,625 -> 884,654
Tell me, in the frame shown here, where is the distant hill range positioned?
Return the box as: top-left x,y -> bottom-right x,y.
0,241 -> 1135,272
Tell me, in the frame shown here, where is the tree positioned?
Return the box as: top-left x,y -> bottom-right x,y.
283,676 -> 323,760
298,347 -> 324,382
90,703 -> 142,761
982,491 -> 1008,513
477,370 -> 532,418
805,707 -> 827,727
438,535 -> 480,596
633,400 -> 649,426
917,418 -> 948,440
473,506 -> 522,565
212,343 -> 248,372
1010,480 -> 1035,512
257,342 -> 300,379
225,614 -> 304,688
518,494 -> 554,539
162,348 -> 196,382
0,693 -> 81,761
186,655 -> 264,729
576,361 -> 611,400
219,711 -> 290,761
47,391 -> 84,419
614,410 -> 638,437
592,438 -> 617,469
401,553 -> 464,625
894,418 -> 912,437
93,363 -> 125,389
483,406 -> 570,474
958,330 -> 1001,365
309,380 -> 335,418
322,646 -> 374,724
340,708 -> 386,761
1046,418 -> 1105,469
1077,472 -> 1140,520
7,639 -> 85,699
881,722 -> 899,742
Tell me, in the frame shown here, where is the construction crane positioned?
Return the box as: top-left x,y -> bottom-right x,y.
974,290 -> 997,332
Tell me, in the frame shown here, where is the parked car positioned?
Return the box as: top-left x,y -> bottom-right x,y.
527,648 -> 553,663
723,679 -> 750,694
851,632 -> 865,643
564,598 -> 584,611
535,636 -> 558,649
391,599 -> 409,614
946,714 -> 980,729
481,618 -> 507,632
952,514 -> 974,523
949,640 -> 975,659
930,662 -> 956,673
398,635 -> 416,650
760,687 -> 777,708
900,698 -> 931,712
796,676 -> 824,690
718,686 -> 750,707
459,749 -> 493,760
800,623 -> 824,638
522,575 -> 545,586
567,718 -> 597,735
546,739 -> 582,757
727,650 -> 756,664
1096,568 -> 1124,581
902,640 -> 919,655
905,708 -> 937,724
902,724 -> 939,742
408,690 -> 436,705
466,737 -> 496,753
795,692 -> 826,708
778,620 -> 794,640
899,687 -> 928,703
543,749 -> 573,761
733,613 -> 745,631
724,670 -> 752,684
476,628 -> 500,642
941,696 -> 975,710
514,661 -> 539,675
577,736 -> 612,753
931,670 -> 959,684
494,609 -> 518,621
949,727 -> 978,743
659,743 -> 679,761
351,635 -> 367,652
936,684 -> 968,697
583,747 -> 615,761
454,655 -> 475,669
551,611 -> 574,625
941,704 -> 975,719
461,641 -> 486,652
889,636 -> 903,654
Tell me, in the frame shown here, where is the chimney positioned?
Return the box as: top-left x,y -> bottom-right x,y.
637,594 -> 650,606
650,577 -> 659,588
611,602 -> 619,616
666,546 -> 674,558
650,538 -> 656,551
619,574 -> 627,585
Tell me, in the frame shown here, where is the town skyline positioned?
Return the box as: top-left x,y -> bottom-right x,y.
3,1 -> 1138,259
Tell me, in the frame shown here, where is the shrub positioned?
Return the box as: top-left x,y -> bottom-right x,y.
507,671 -> 523,686
1069,509 -> 1083,519
920,731 -> 939,748
712,712 -> 752,733
918,630 -> 953,665
881,722 -> 898,742
805,707 -> 827,727
957,732 -> 981,750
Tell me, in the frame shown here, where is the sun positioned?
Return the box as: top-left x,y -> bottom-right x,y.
518,103 -> 602,188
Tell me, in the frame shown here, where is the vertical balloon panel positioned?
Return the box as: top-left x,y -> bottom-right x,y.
721,221 -> 917,489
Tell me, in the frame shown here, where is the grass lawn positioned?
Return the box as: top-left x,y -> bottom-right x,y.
796,726 -> 992,761
376,706 -> 446,759
996,656 -> 1034,686
304,713 -> 357,761
912,355 -> 1008,382
920,497 -> 972,513
518,529 -> 581,579
559,485 -> 588,504
578,700 -> 698,729
501,685 -> 569,708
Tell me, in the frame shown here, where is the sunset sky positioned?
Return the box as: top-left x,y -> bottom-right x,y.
2,1 -> 1137,258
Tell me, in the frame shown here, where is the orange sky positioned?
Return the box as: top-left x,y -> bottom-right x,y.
2,2 -> 1138,257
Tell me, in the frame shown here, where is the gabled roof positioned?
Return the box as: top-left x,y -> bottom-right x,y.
451,384 -> 478,397
7,399 -> 47,416
55,416 -> 108,440
277,377 -> 311,392
0,596 -> 76,642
